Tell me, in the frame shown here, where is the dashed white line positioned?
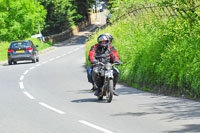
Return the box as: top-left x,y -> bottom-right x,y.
23,91 -> 35,99
24,70 -> 29,75
49,58 -> 55,61
56,56 -> 61,59
30,67 -> 35,70
79,120 -> 114,133
80,45 -> 85,48
62,53 -> 66,56
39,102 -> 66,114
20,75 -> 24,80
42,61 -> 48,64
74,48 -> 80,51
67,51 -> 73,54
36,64 -> 41,67
19,82 -> 24,89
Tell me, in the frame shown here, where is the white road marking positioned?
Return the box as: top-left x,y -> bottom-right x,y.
67,51 -> 73,54
20,75 -> 24,80
36,64 -> 41,67
79,120 -> 114,133
42,61 -> 48,64
39,102 -> 66,114
49,58 -> 55,61
24,70 -> 29,75
62,53 -> 66,56
73,48 -> 80,51
80,45 -> 85,48
23,91 -> 35,99
30,67 -> 35,70
56,56 -> 61,59
19,82 -> 24,89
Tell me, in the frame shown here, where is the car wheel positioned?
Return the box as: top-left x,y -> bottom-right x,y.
36,58 -> 39,62
32,56 -> 36,63
8,61 -> 12,65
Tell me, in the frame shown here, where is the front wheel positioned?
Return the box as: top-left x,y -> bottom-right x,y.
106,79 -> 113,103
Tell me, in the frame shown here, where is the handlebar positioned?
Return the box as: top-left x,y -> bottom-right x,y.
95,62 -> 121,66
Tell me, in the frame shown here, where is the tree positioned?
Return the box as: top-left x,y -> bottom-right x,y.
0,0 -> 46,41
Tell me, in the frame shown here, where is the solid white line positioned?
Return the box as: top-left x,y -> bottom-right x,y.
19,82 -> 24,89
23,91 -> 35,100
39,102 -> 66,114
30,67 -> 35,70
20,75 -> 24,80
24,70 -> 29,75
79,120 -> 114,133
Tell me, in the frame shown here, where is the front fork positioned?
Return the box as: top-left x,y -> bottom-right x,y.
99,70 -> 113,96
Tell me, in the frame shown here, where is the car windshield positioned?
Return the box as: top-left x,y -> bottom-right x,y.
10,42 -> 31,49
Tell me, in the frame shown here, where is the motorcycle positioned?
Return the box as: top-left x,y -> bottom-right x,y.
106,13 -> 112,25
93,61 -> 120,103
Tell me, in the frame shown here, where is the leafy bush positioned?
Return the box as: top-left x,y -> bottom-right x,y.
86,1 -> 200,98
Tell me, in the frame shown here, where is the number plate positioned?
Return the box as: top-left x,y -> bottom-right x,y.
16,50 -> 25,53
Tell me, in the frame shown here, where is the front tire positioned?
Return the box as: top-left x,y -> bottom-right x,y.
106,79 -> 113,103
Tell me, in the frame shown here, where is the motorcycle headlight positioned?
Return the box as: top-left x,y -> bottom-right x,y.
105,63 -> 112,70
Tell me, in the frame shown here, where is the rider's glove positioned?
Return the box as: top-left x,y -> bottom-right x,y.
113,60 -> 122,65
92,59 -> 98,64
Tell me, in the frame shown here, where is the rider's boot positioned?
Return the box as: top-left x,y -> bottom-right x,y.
91,83 -> 97,92
113,87 -> 119,96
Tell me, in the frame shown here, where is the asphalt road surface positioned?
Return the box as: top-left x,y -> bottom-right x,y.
1,8 -> 200,133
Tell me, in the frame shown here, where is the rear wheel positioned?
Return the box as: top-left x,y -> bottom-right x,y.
36,58 -> 39,62
106,79 -> 113,103
8,61 -> 12,65
13,61 -> 17,64
32,56 -> 36,63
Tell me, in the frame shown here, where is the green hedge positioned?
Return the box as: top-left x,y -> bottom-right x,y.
85,11 -> 200,98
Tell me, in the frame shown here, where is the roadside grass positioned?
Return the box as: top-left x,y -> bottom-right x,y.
85,11 -> 200,99
0,38 -> 53,62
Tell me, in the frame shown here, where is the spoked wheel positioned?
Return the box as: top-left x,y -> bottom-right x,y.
106,79 -> 113,103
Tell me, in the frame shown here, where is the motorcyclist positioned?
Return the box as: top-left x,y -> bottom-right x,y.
87,34 -> 122,96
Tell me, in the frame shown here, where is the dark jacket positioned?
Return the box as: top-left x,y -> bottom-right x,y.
88,44 -> 120,64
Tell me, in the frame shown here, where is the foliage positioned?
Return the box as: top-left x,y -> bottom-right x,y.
86,1 -> 200,98
39,0 -> 76,35
0,0 -> 46,41
39,0 -> 95,35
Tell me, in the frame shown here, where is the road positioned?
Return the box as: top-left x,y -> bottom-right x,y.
1,7 -> 200,133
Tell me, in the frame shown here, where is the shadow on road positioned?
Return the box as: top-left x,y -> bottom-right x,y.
71,98 -> 108,103
165,124 -> 200,133
111,84 -> 200,132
